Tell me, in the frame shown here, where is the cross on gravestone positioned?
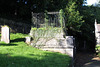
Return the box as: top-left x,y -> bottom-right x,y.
1,26 -> 10,43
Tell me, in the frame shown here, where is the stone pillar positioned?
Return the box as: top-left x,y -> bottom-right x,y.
1,26 -> 10,43
66,36 -> 74,57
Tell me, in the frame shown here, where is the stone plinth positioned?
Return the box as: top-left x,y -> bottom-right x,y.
31,36 -> 74,57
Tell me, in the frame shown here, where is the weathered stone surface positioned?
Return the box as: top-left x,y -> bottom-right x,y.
31,36 -> 74,57
66,36 -> 74,47
42,48 -> 74,57
1,26 -> 10,43
25,37 -> 31,44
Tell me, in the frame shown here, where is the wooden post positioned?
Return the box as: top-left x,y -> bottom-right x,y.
1,25 -> 10,43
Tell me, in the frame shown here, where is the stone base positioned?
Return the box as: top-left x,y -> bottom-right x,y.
42,48 -> 74,57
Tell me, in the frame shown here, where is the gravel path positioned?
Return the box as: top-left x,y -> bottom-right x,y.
75,52 -> 100,67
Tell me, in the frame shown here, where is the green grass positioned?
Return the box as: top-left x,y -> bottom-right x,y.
96,45 -> 100,51
0,33 -> 71,67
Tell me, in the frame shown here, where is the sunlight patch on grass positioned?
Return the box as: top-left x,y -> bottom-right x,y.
0,33 -> 71,67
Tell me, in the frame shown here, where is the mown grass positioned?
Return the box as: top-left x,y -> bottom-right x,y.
0,33 -> 71,67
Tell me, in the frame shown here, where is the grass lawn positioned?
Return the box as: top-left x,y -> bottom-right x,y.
0,33 -> 71,67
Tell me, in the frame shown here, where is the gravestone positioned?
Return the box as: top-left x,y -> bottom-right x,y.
1,26 -> 10,43
25,37 -> 31,44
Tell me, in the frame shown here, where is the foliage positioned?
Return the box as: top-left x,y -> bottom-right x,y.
29,0 -> 68,12
44,10 -> 49,27
96,45 -> 100,58
78,6 -> 100,50
74,5 -> 100,51
59,9 -> 65,29
0,0 -> 68,16
30,27 -> 63,38
0,0 -> 83,23
64,1 -> 84,33
96,45 -> 100,51
0,33 -> 71,67
94,7 -> 100,23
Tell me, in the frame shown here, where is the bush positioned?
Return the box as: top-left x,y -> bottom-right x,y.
96,45 -> 100,58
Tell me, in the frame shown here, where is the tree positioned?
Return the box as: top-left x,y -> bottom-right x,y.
29,0 -> 68,12
79,6 -> 97,51
64,1 -> 84,35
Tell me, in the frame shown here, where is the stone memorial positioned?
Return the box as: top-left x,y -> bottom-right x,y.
25,37 -> 31,44
1,25 -> 10,43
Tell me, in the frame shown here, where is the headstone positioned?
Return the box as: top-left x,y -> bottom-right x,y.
66,36 -> 74,47
25,37 -> 31,44
66,36 -> 74,57
1,26 -> 10,43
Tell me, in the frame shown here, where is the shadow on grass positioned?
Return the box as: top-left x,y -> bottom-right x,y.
11,38 -> 25,43
0,52 -> 71,67
0,38 -> 25,46
0,43 -> 17,46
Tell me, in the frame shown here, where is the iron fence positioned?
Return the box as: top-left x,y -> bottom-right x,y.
31,11 -> 65,28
